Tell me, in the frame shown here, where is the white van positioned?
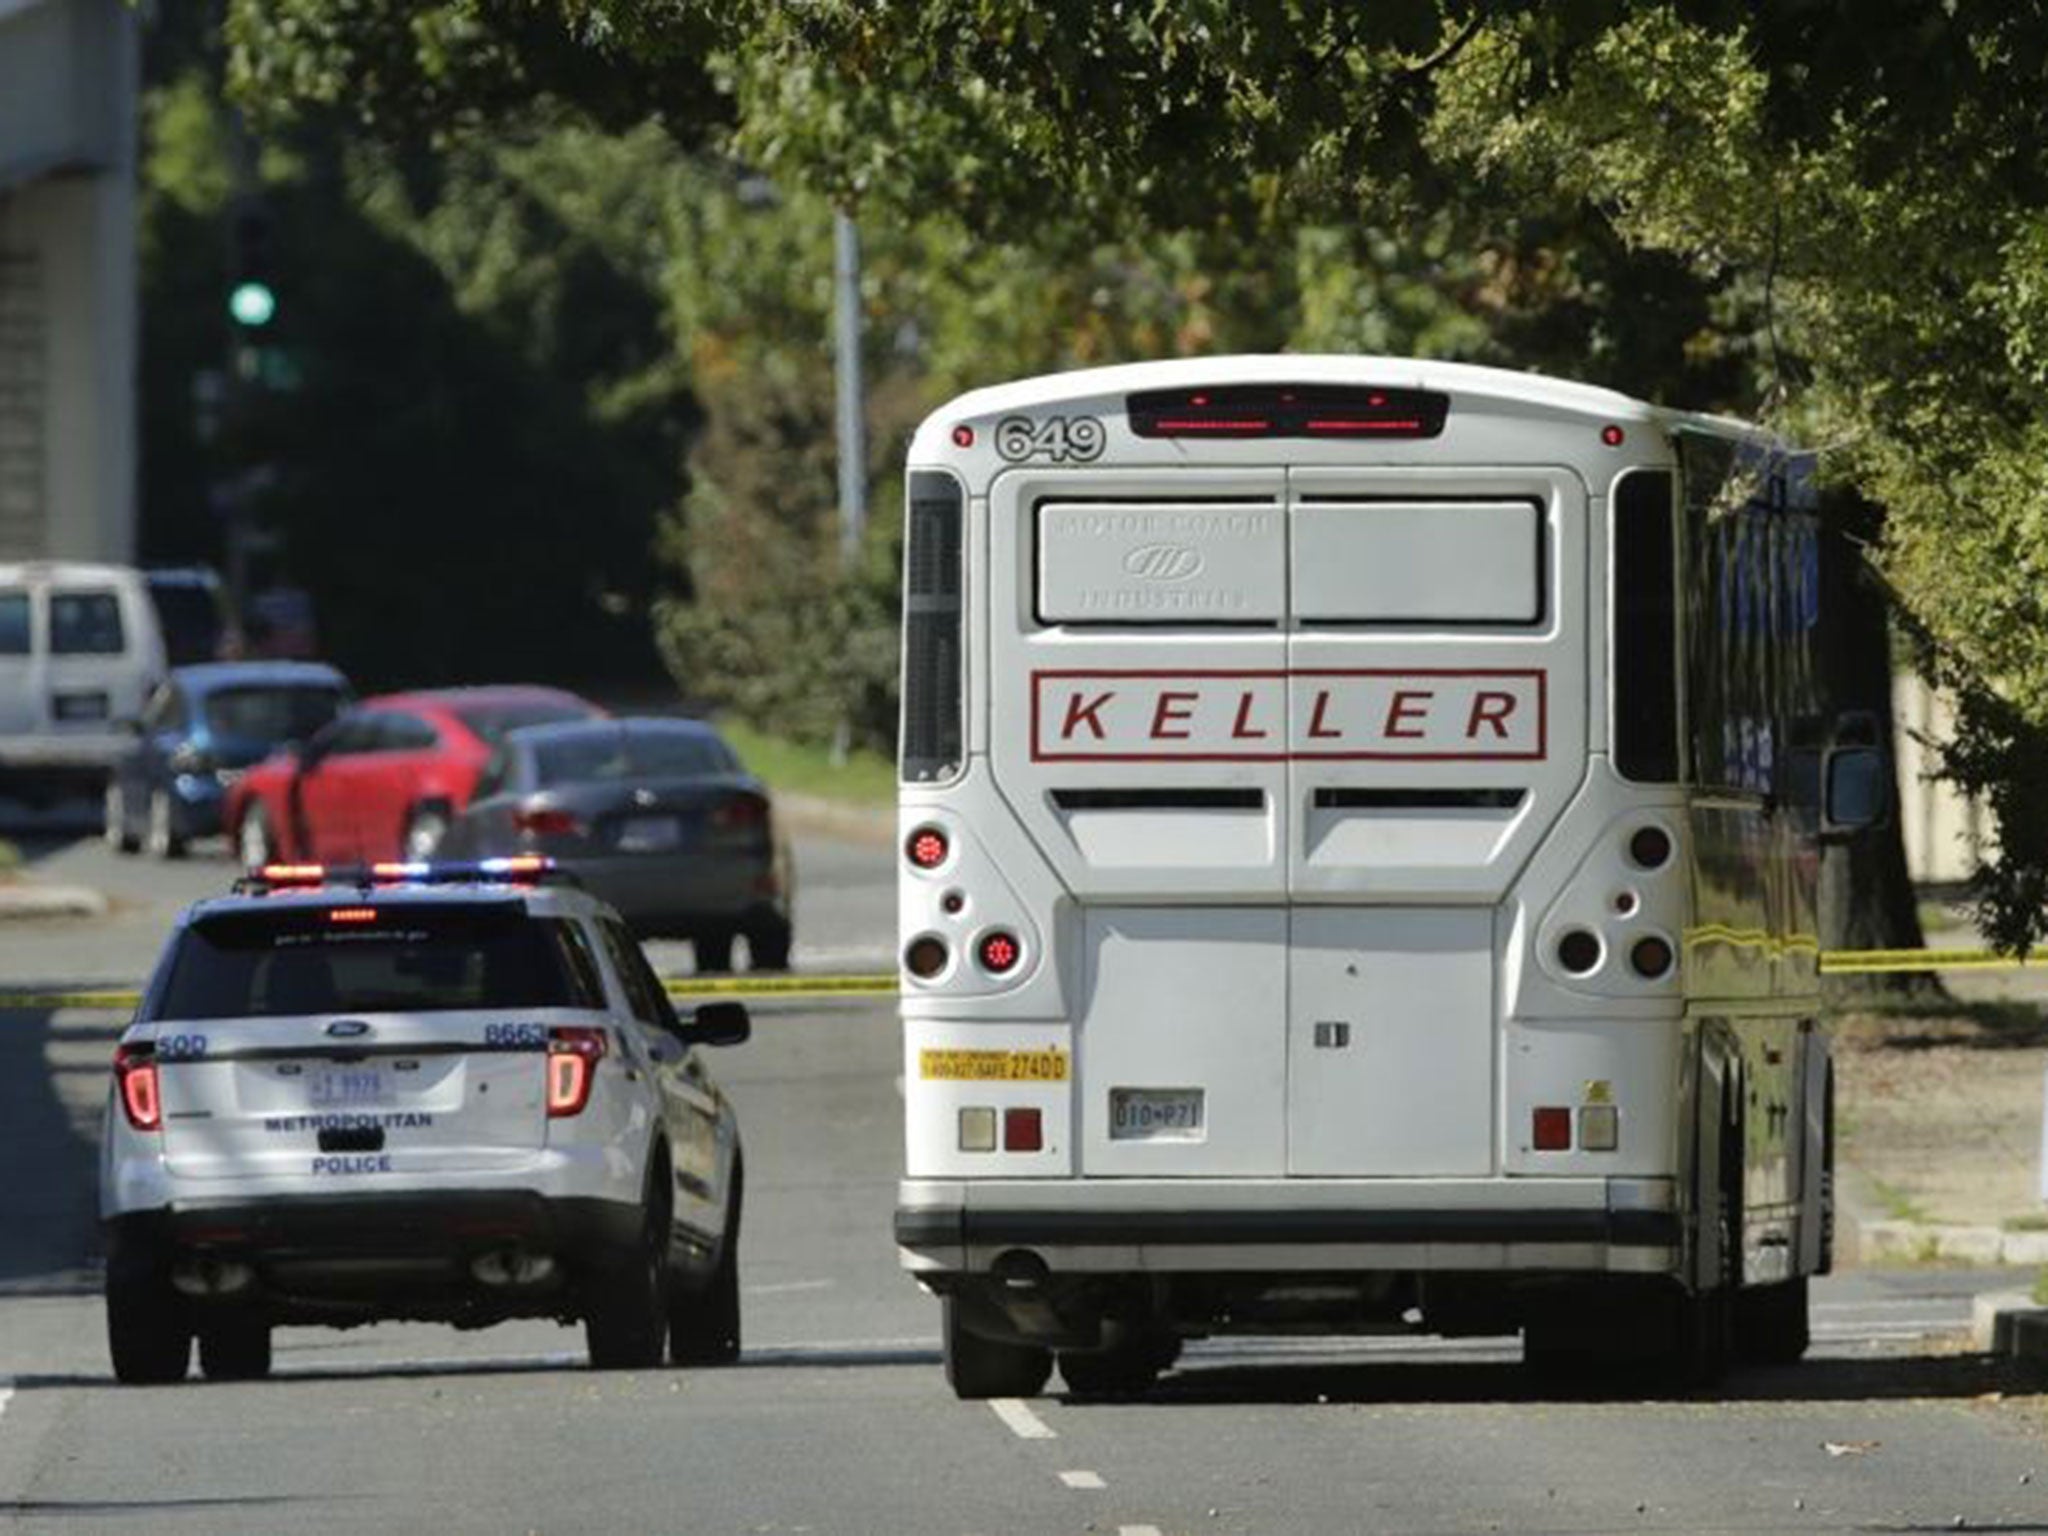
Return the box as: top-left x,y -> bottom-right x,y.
0,562 -> 168,804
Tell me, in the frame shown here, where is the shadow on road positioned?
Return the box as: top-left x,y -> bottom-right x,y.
1058,1349 -> 2046,1408
0,1006 -> 116,1287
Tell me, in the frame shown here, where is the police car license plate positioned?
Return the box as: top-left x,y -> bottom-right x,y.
1109,1088 -> 1204,1140
308,1066 -> 392,1107
616,815 -> 682,852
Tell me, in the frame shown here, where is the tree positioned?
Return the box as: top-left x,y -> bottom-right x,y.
221,1 -> 2034,950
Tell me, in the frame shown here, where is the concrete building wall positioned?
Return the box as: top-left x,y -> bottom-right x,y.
1895,671 -> 1994,886
0,0 -> 139,563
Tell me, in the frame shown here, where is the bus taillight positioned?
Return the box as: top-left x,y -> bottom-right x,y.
907,826 -> 950,870
977,931 -> 1021,975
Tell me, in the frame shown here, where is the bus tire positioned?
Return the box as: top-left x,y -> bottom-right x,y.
1736,1276 -> 1810,1364
943,1298 -> 1051,1400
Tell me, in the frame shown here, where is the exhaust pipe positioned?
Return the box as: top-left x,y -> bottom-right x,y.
471,1249 -> 557,1287
171,1256 -> 255,1298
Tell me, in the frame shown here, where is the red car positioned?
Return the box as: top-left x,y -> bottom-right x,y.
225,686 -> 603,865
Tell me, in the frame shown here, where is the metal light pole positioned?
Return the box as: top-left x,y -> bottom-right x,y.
833,209 -> 867,564
830,208 -> 866,764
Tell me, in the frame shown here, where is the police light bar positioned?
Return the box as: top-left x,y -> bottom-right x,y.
1126,383 -> 1449,440
234,858 -> 566,894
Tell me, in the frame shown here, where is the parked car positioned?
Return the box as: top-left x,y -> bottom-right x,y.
142,567 -> 231,666
225,685 -> 602,866
105,662 -> 352,858
100,860 -> 750,1381
439,717 -> 794,972
0,562 -> 167,809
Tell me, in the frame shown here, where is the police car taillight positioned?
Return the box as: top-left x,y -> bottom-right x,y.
546,1026 -> 607,1118
114,1042 -> 161,1132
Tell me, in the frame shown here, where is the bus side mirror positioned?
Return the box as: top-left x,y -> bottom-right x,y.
1820,745 -> 1888,841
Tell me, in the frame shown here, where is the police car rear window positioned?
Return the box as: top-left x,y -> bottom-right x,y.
154,906 -> 602,1019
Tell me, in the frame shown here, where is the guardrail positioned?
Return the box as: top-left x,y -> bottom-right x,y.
1,950 -> 2045,1013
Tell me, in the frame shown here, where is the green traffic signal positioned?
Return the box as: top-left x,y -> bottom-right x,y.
229,281 -> 277,328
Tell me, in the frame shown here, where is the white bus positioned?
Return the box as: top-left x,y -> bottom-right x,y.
893,357 -> 1884,1399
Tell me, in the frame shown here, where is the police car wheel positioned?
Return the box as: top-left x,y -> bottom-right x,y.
942,1298 -> 1052,1400
671,1162 -> 742,1366
198,1317 -> 272,1381
105,1242 -> 191,1385
585,1174 -> 672,1369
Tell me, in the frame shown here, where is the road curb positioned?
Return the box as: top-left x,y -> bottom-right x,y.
1971,1288 -> 2048,1363
1853,1218 -> 2048,1267
0,881 -> 107,921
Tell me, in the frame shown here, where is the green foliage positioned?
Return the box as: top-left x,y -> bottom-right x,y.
140,30 -> 690,688
217,1 -> 2048,952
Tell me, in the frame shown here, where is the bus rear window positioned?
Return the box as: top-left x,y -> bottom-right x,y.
154,905 -> 600,1019
1292,500 -> 1543,624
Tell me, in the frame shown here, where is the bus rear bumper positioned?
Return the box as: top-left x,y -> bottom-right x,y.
896,1176 -> 1678,1278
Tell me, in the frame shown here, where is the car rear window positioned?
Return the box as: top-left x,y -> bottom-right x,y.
48,591 -> 125,655
153,905 -> 602,1019
202,684 -> 347,743
452,700 -> 597,746
533,728 -> 734,786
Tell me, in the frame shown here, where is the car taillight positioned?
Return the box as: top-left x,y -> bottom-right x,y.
712,794 -> 768,831
514,804 -> 583,838
546,1026 -> 607,1118
115,1042 -> 161,1132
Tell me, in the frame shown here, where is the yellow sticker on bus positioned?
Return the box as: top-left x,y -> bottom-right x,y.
919,1048 -> 1071,1083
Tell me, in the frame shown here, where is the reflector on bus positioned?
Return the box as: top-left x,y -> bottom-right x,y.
1126,384 -> 1449,440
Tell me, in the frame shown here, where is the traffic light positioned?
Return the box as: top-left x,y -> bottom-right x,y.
228,202 -> 277,329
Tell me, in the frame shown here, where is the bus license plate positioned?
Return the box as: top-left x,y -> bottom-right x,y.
1110,1088 -> 1204,1141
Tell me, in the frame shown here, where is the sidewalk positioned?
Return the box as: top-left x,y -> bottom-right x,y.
1832,925 -> 2048,1267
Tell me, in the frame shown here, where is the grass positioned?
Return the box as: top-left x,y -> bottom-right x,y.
1867,1176 -> 1935,1225
2035,1270 -> 2048,1307
718,719 -> 896,808
0,838 -> 19,880
2003,1213 -> 2048,1233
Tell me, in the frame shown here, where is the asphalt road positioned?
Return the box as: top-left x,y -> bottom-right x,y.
3,832 -> 2047,1534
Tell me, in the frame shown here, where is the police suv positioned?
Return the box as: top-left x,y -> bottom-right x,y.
100,857 -> 749,1383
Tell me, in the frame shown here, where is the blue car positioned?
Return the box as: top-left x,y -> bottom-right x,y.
106,662 -> 351,858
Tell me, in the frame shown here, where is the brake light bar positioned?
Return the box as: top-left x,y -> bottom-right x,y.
114,1042 -> 161,1132
1127,383 -> 1448,440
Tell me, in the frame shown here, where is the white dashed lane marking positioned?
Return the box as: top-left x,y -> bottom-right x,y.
989,1397 -> 1056,1440
745,1279 -> 835,1296
1120,1527 -> 1164,1536
1059,1470 -> 1106,1490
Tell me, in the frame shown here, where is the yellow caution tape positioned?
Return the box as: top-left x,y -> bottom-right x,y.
664,973 -> 898,999
0,974 -> 902,1013
4,951 -> 2044,1010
